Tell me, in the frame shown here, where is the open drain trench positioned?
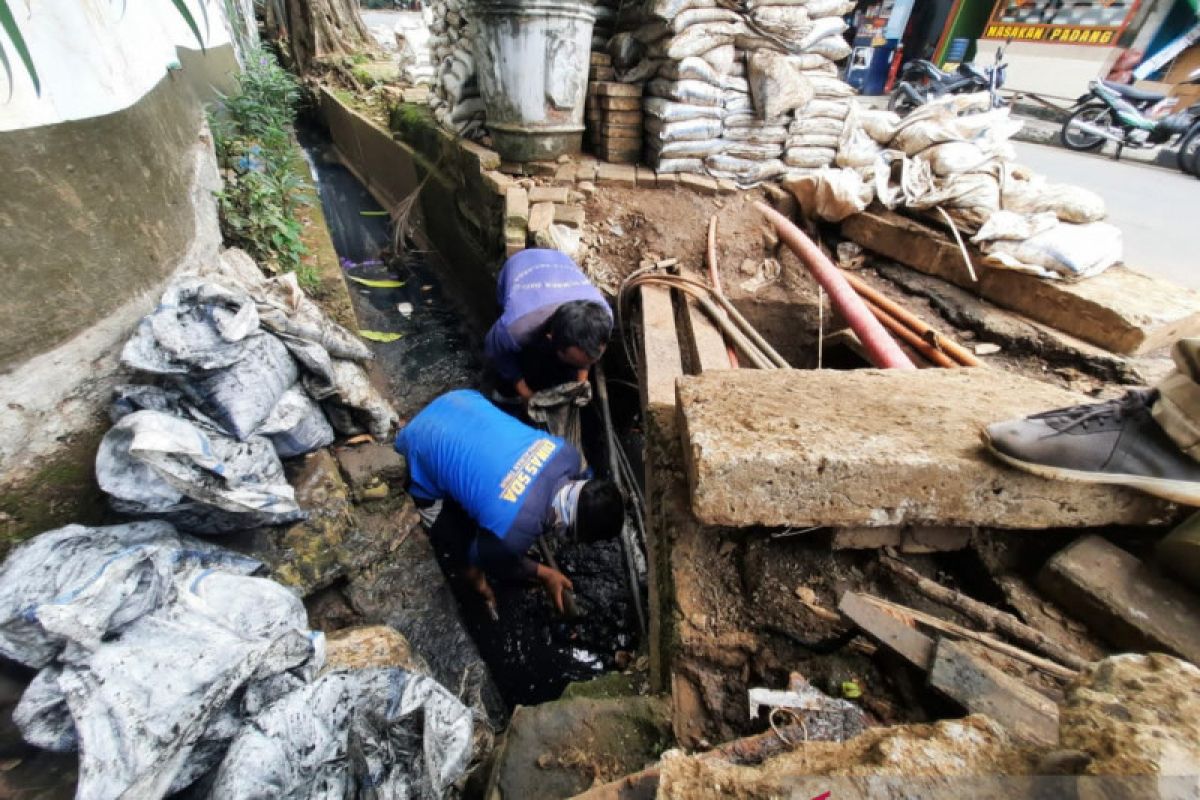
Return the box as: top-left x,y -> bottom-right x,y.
299,123 -> 644,708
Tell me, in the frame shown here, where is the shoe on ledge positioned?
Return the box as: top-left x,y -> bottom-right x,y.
982,389 -> 1200,506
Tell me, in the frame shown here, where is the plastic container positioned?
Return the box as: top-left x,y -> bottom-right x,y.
472,0 -> 596,162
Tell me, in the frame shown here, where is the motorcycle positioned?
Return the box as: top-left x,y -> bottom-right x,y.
1060,68 -> 1200,175
888,39 -> 1010,116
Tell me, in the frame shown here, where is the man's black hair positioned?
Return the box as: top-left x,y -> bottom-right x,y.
574,479 -> 624,543
548,300 -> 611,360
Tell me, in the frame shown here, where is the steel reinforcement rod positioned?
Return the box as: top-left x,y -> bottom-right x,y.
755,201 -> 916,370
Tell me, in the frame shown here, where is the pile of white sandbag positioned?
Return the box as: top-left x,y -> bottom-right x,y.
395,8 -> 436,86
787,92 -> 1121,279
427,0 -> 486,139
626,0 -> 855,185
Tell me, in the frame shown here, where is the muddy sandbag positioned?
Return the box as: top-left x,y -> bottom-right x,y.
805,36 -> 852,61
643,97 -> 725,121
1002,177 -> 1107,224
784,167 -> 873,222
645,116 -> 723,141
671,7 -> 740,32
652,138 -> 727,158
923,140 -> 994,176
122,279 -> 259,375
701,43 -> 737,73
647,78 -> 724,106
859,107 -> 901,144
784,146 -> 838,168
658,55 -> 723,86
724,140 -> 785,159
749,51 -> 815,120
722,124 -> 789,142
791,132 -> 841,149
51,567 -> 320,800
176,332 -> 299,441
723,92 -> 755,116
751,6 -> 811,38
801,98 -> 851,120
209,668 -> 473,800
978,220 -> 1123,279
789,116 -> 844,137
97,410 -> 305,532
664,23 -> 740,60
647,0 -> 715,18
257,384 -> 335,459
318,359 -> 400,442
807,74 -> 855,98
972,209 -> 1060,243
651,157 -> 706,174
705,154 -> 788,185
0,521 -> 260,669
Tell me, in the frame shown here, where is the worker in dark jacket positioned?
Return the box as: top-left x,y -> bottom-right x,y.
394,389 -> 624,614
483,249 -> 613,403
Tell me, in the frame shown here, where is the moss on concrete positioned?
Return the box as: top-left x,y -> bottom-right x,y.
0,424 -> 109,557
561,671 -> 644,701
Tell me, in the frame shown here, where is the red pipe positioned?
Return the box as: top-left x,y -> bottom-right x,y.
755,202 -> 916,370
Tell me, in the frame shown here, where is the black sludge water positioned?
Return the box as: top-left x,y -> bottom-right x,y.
299,123 -> 639,706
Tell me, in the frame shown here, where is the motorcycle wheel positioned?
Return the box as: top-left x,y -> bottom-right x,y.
888,88 -> 920,118
1061,104 -> 1112,152
1177,124 -> 1200,177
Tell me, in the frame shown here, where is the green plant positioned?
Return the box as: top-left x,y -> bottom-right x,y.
210,48 -> 315,286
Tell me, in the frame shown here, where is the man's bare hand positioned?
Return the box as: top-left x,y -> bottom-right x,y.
465,566 -> 497,618
515,378 -> 534,402
536,564 -> 574,615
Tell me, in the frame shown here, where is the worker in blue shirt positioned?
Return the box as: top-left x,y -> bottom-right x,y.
483,249 -> 613,403
394,389 -> 624,614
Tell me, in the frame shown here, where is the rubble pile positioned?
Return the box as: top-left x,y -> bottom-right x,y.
427,0 -> 486,139
627,0 -> 856,185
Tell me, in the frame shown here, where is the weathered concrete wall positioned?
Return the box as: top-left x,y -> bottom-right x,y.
317,91 -> 504,330
0,71 -> 225,549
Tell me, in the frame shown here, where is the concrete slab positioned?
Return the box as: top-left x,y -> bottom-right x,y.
1039,535 -> 1200,663
842,209 -> 1200,355
676,369 -> 1177,529
639,286 -> 683,412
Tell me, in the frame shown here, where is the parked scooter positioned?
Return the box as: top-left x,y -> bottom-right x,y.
1060,68 -> 1200,174
888,39 -> 1010,116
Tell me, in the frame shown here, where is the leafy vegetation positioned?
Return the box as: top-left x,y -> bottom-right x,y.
210,49 -> 316,287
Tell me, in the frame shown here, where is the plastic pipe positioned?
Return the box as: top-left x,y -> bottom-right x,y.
755,202 -> 916,370
706,215 -> 739,368
865,299 -> 958,368
839,269 -> 982,367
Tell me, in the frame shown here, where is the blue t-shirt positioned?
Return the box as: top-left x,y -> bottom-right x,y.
394,390 -> 581,543
483,249 -> 612,383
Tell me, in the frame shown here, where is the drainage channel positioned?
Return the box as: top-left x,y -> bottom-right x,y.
298,122 -> 642,707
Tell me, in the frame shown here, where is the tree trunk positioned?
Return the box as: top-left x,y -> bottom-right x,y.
274,0 -> 375,74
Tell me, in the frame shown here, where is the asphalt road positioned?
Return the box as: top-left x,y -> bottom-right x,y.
1011,140 -> 1200,289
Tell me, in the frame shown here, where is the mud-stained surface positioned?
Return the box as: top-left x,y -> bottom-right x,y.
300,125 -> 642,711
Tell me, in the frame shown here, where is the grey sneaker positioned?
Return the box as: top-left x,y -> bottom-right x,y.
982,389 -> 1200,506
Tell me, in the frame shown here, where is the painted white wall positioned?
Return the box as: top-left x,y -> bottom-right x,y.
976,40 -> 1119,100
0,0 -> 250,132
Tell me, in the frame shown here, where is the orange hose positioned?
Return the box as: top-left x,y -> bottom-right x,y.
839,269 -> 982,368
706,215 -> 739,369
865,300 -> 958,368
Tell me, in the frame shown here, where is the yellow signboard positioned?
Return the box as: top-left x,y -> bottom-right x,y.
983,0 -> 1139,47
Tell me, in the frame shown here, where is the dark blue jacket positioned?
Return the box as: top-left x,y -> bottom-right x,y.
394,390 -> 583,578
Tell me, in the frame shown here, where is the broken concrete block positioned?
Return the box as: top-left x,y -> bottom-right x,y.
458,139 -> 501,171
676,369 -> 1178,529
832,527 -> 904,550
716,178 -> 739,195
635,166 -> 656,188
842,210 -> 1200,355
505,222 -> 527,257
656,172 -> 680,186
481,169 -> 513,196
600,122 -> 642,138
504,186 -> 529,227
528,185 -> 569,204
324,625 -> 427,673
678,174 -> 720,195
1039,535 -> 1200,663
594,143 -> 641,164
575,160 -> 597,182
901,526 -> 972,554
527,161 -> 559,177
528,201 -> 555,234
590,51 -> 612,66
590,65 -> 617,81
553,163 -> 575,184
596,162 -> 638,187
590,81 -> 643,98
553,203 -> 585,229
604,110 -> 643,125
334,442 -> 408,502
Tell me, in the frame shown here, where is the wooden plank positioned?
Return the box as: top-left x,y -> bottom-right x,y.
841,209 -> 1200,355
928,638 -> 1060,747
837,591 -> 936,670
639,286 -> 683,412
682,296 -> 733,373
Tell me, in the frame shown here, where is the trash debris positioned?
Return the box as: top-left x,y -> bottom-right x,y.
1,523 -> 474,799
349,276 -> 406,288
398,302 -> 415,317
747,672 -> 866,742
358,330 -> 404,343
975,343 -> 1002,356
